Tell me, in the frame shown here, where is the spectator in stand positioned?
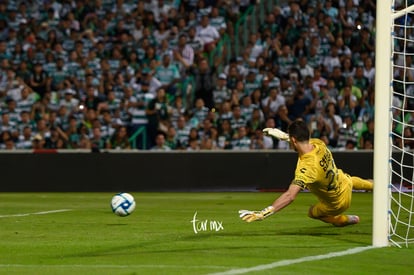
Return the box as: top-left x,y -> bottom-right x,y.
213,73 -> 231,111
217,118 -> 233,150
173,33 -> 194,74
274,104 -> 292,135
353,65 -> 370,95
337,113 -> 359,150
324,102 -> 342,148
337,84 -> 358,119
209,6 -> 227,36
298,56 -> 314,79
44,126 -> 68,149
154,53 -> 180,98
230,104 -> 246,130
146,87 -> 171,146
16,126 -> 33,149
165,125 -> 179,150
186,26 -> 204,60
231,126 -> 251,150
109,125 -> 131,150
261,87 -> 285,120
359,118 -> 374,149
29,63 -> 49,99
329,66 -> 346,92
286,85 -> 313,121
196,15 -> 220,53
363,56 -> 375,85
246,107 -> 265,135
175,115 -> 191,149
189,57 -> 217,109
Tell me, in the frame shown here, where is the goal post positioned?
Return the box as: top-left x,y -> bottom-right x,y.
373,0 -> 392,247
375,1 -> 414,247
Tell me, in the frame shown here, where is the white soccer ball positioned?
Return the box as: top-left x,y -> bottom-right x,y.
111,193 -> 136,217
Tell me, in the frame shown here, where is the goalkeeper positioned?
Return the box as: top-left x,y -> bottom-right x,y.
239,120 -> 373,227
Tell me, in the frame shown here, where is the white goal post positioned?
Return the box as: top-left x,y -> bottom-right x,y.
373,0 -> 392,248
374,1 -> 414,247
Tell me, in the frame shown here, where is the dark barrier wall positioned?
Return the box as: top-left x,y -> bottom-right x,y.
0,151 -> 374,192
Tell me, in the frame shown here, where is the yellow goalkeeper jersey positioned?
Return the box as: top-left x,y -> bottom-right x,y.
293,138 -> 350,205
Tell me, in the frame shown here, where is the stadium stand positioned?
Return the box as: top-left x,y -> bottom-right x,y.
0,0 -> 377,151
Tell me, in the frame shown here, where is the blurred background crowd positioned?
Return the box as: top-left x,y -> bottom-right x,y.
0,0 -> 382,151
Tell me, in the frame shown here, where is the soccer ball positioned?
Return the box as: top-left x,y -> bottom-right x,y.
111,193 -> 136,217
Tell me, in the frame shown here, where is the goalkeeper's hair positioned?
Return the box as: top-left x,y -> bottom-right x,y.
288,119 -> 310,142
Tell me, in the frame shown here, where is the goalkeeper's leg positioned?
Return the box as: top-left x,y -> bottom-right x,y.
308,202 -> 358,227
351,176 -> 373,191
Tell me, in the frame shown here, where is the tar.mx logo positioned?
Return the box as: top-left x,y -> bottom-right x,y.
191,211 -> 224,234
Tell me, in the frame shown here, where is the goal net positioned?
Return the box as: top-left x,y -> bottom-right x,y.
387,1 -> 414,247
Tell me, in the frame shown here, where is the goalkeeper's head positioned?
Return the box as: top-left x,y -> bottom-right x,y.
288,119 -> 310,143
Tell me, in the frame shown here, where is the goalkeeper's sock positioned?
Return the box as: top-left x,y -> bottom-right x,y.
351,177 -> 373,191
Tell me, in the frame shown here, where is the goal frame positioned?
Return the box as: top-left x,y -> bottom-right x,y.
373,0 -> 392,247
373,1 -> 414,247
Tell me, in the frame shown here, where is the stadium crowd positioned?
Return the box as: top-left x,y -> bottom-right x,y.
0,0 -> 382,151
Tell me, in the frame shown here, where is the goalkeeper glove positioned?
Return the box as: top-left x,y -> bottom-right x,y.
262,128 -> 290,141
238,206 -> 275,222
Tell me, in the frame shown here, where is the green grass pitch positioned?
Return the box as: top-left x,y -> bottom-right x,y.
0,192 -> 413,275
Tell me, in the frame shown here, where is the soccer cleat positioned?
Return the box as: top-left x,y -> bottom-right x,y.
333,215 -> 360,227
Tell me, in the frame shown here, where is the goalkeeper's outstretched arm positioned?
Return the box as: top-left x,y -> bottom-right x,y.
239,182 -> 301,222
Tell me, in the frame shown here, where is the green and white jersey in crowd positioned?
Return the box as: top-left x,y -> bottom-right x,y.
307,54 -> 323,69
107,59 -> 120,74
219,111 -> 233,121
192,106 -> 209,124
15,137 -> 33,149
50,69 -> 69,87
154,64 -> 180,86
231,136 -> 251,150
244,79 -> 261,96
75,68 -> 86,83
213,87 -> 231,107
17,98 -> 36,113
176,125 -> 191,147
7,110 -> 20,124
66,61 -> 81,78
107,98 -> 122,114
210,16 -> 226,32
62,39 -> 75,52
129,92 -> 155,125
87,58 -> 101,74
241,105 -> 256,121
230,117 -> 247,130
43,62 -> 57,75
186,38 -> 203,53
16,120 -> 36,134
268,76 -> 281,89
0,121 -> 17,134
33,51 -> 46,64
80,38 -> 94,54
277,55 -> 297,76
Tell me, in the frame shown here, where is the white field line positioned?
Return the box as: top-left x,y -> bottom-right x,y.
0,209 -> 72,218
208,246 -> 376,275
0,264 -> 235,270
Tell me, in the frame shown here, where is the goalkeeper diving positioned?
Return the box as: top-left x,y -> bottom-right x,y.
239,120 -> 373,227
